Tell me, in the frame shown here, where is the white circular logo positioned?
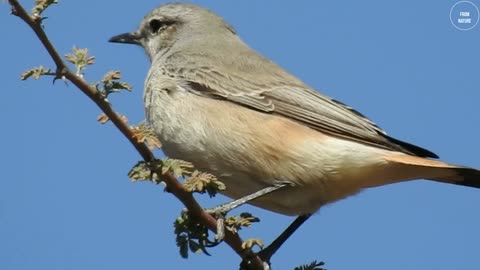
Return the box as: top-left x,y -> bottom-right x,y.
450,1 -> 479,30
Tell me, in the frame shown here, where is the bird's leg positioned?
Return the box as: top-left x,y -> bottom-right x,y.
209,181 -> 292,241
257,214 -> 311,265
213,182 -> 290,214
239,215 -> 311,269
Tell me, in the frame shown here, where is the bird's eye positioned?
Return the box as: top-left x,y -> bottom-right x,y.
149,19 -> 173,34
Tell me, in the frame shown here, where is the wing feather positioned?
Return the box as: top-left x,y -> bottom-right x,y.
161,52 -> 438,158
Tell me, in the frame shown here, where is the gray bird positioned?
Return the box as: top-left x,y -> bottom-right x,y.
109,1 -> 479,231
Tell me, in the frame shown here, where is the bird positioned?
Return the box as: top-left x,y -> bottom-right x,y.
109,2 -> 479,251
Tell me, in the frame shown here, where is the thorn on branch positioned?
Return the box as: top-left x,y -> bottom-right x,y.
51,67 -> 69,85
10,7 -> 17,16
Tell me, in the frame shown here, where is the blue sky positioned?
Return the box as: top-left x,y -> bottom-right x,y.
1,1 -> 480,269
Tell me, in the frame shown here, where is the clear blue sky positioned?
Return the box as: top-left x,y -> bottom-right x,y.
1,1 -> 480,269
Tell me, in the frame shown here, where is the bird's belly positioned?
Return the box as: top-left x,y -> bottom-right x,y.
162,141 -> 339,216
146,89 -> 390,215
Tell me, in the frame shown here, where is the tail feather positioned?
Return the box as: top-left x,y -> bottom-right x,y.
381,152 -> 480,188
431,167 -> 480,189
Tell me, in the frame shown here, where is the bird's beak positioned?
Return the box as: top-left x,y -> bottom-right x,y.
108,32 -> 141,45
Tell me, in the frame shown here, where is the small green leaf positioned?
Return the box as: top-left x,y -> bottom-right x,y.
162,159 -> 194,177
176,234 -> 189,259
241,238 -> 264,250
173,210 -> 216,258
188,240 -> 203,254
20,66 -> 52,80
102,70 -> 121,82
127,161 -> 159,182
110,81 -> 132,91
65,46 -> 95,75
183,170 -> 225,197
97,71 -> 133,96
31,0 -> 58,17
224,212 -> 260,234
96,113 -> 110,124
130,122 -> 161,150
128,158 -> 196,184
294,260 -> 326,270
96,112 -> 128,125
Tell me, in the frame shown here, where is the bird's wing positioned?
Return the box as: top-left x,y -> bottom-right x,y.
161,52 -> 437,158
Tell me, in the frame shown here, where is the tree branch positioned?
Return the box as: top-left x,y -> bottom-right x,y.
8,0 -> 264,269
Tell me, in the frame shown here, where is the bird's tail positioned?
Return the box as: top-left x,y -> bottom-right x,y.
429,166 -> 480,189
379,153 -> 480,189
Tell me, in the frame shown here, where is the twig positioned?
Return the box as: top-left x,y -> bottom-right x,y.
7,0 -> 264,269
